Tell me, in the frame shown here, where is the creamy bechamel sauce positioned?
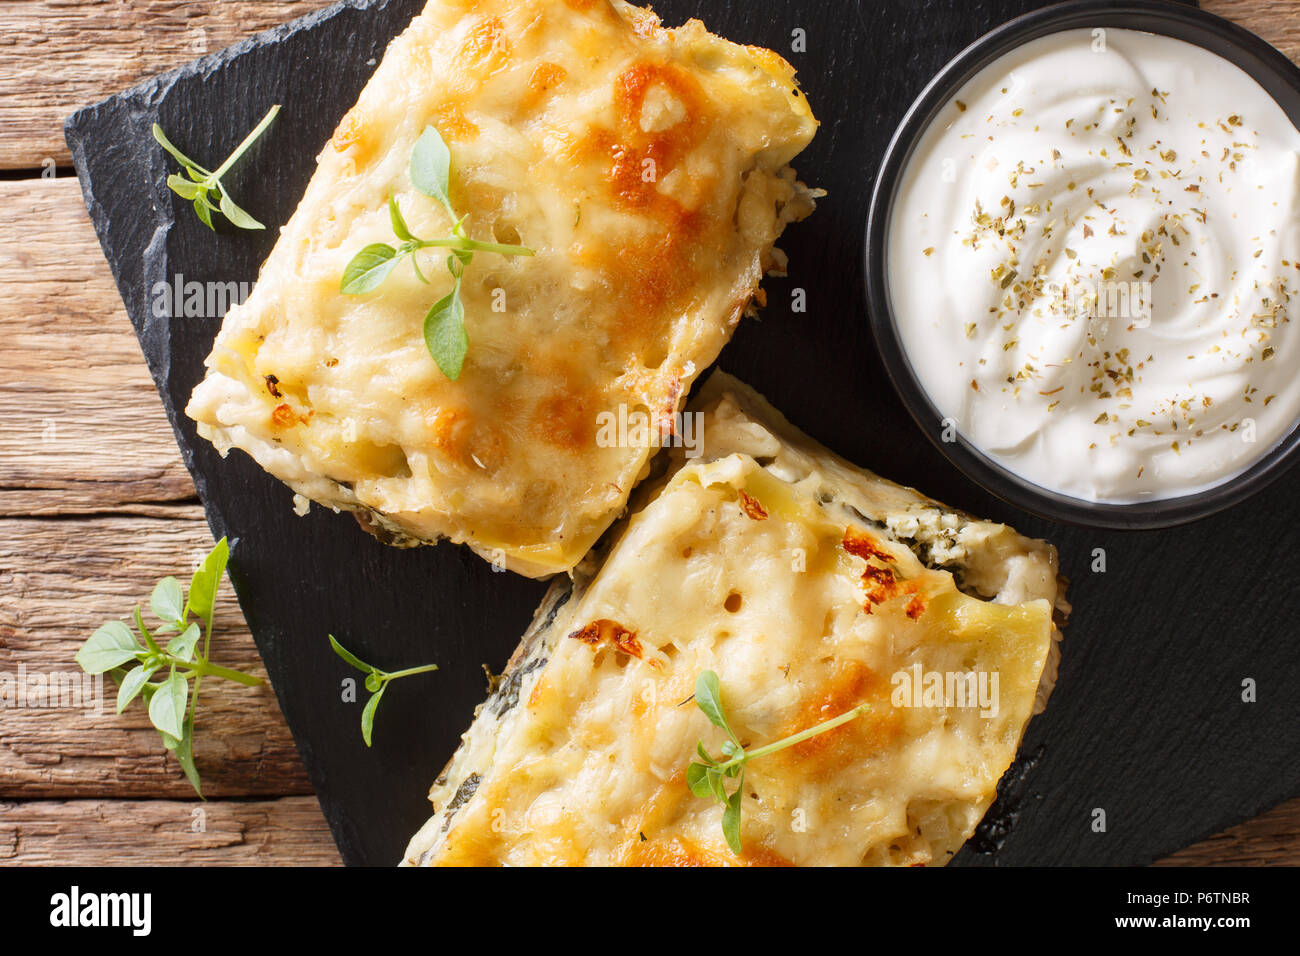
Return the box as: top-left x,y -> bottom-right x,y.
888,28 -> 1300,503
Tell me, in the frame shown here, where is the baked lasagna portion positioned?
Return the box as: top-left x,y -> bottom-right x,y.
186,0 -> 818,578
404,372 -> 1069,866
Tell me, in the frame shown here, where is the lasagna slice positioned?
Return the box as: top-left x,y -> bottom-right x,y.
404,372 -> 1069,867
186,0 -> 818,578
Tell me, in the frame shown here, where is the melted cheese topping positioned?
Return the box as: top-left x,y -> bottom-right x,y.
404,372 -> 1065,867
185,0 -> 817,577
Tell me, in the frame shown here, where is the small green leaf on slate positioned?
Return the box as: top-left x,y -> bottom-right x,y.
361,684 -> 385,748
218,190 -> 265,230
193,196 -> 215,230
328,634 -> 374,673
166,173 -> 202,200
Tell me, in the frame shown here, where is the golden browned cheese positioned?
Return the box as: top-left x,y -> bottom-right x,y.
403,372 -> 1069,867
185,0 -> 818,576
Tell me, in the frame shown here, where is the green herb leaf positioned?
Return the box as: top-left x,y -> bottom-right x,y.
706,766 -> 728,803
116,664 -> 157,714
360,683 -> 385,748
218,189 -> 265,230
166,622 -> 202,663
339,127 -> 532,374
148,668 -> 189,740
328,635 -> 438,747
193,195 -> 215,230
82,537 -> 257,798
134,605 -> 164,657
175,712 -> 203,799
686,762 -> 713,799
327,634 -> 375,673
388,192 -> 415,241
687,671 -> 869,855
155,105 -> 279,230
694,671 -> 728,731
721,772 -> 744,855
409,125 -> 453,213
411,253 -> 430,284
151,124 -> 209,176
423,283 -> 467,381
150,576 -> 185,629
76,621 -> 142,674
166,173 -> 202,200
340,243 -> 400,294
186,536 -> 229,630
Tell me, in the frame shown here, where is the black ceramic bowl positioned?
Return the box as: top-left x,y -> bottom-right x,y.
865,0 -> 1300,529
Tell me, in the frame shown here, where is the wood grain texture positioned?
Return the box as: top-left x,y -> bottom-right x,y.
0,0 -> 1289,168
0,509 -> 313,798
0,0 -> 337,169
1158,797 -> 1300,866
0,179 -> 194,515
0,796 -> 340,865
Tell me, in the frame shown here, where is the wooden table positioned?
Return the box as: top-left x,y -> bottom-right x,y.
0,0 -> 1296,867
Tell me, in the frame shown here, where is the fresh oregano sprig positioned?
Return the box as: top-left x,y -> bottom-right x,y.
340,125 -> 533,380
152,104 -> 281,230
75,538 -> 262,797
328,635 -> 438,747
687,670 -> 869,854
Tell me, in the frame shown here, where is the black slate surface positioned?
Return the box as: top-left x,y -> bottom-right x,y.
65,0 -> 1299,866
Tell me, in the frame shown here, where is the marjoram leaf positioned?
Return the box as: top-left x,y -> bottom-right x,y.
409,125 -> 453,212
186,537 -> 229,626
148,669 -> 189,741
76,621 -> 142,674
423,284 -> 467,381
340,244 -> 400,294
694,670 -> 728,731
150,576 -> 185,629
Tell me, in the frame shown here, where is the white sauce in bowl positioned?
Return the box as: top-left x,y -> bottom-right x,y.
888,27 -> 1300,503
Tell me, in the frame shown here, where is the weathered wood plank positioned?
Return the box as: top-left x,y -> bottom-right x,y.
0,509 -> 313,798
0,796 -> 341,865
0,1 -> 1293,169
0,178 -> 194,515
1158,797 -> 1300,866
0,0 -> 337,169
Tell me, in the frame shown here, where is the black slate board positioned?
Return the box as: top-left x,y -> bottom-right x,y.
65,0 -> 1300,866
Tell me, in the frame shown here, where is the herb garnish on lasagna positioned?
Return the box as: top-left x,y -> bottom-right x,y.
404,372 -> 1068,866
186,0 -> 818,577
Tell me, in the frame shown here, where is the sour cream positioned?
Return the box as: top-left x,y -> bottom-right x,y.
888,27 -> 1300,503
